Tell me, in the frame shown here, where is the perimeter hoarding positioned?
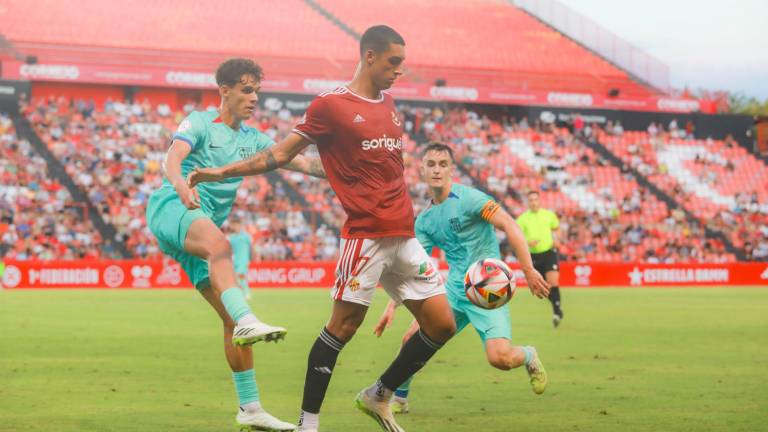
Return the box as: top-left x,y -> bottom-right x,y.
2,261 -> 766,289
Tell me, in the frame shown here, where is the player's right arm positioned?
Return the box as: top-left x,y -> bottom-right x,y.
188,133 -> 311,186
189,95 -> 332,187
164,143 -> 200,209
165,112 -> 205,209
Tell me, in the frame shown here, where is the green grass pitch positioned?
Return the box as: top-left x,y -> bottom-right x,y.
1,288 -> 766,432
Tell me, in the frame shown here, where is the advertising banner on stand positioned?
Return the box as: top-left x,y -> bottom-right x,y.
2,261 -> 766,289
1,60 -> 707,113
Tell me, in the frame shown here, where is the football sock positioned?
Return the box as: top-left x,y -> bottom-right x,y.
377,329 -> 444,398
522,346 -> 534,366
221,287 -> 258,325
298,411 -> 319,429
301,327 -> 345,414
233,369 -> 261,412
548,286 -> 562,315
394,375 -> 413,399
239,277 -> 251,297
365,379 -> 393,402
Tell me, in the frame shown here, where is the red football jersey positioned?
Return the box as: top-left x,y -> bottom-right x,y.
293,86 -> 414,239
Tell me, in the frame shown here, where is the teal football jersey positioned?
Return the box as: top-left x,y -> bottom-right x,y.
152,110 -> 274,226
415,183 -> 502,299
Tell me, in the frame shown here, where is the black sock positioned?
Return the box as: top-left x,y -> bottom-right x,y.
379,329 -> 444,392
301,327 -> 345,413
548,286 -> 562,316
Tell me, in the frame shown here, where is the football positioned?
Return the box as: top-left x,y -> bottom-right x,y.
464,258 -> 516,309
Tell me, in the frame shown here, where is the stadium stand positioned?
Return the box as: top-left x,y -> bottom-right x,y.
0,0 -> 657,97
12,95 -> 765,262
406,106 -> 736,262
597,126 -> 768,260
1,112 -> 104,259
21,97 -> 341,261
0,0 -> 359,78
314,0 -> 656,96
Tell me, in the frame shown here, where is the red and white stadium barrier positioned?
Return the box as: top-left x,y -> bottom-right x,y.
1,260 -> 766,289
1,60 -> 708,113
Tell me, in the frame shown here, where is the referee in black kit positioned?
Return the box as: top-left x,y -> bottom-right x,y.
516,191 -> 564,327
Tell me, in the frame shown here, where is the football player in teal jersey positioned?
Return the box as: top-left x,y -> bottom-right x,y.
146,58 -> 325,431
373,143 -> 550,414
227,218 -> 253,300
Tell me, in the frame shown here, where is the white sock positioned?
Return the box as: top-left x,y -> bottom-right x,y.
298,410 -> 319,429
241,400 -> 263,413
237,313 -> 259,326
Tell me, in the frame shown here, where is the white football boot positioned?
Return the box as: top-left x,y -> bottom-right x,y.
355,390 -> 405,432
236,409 -> 296,431
232,321 -> 287,346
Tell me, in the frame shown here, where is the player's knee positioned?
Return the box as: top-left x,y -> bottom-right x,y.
327,317 -> 363,342
207,237 -> 232,261
547,271 -> 560,285
401,333 -> 414,346
431,320 -> 456,343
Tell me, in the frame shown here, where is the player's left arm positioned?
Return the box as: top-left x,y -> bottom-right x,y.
282,154 -> 326,179
188,132 -> 311,186
550,211 -> 561,250
486,205 -> 550,298
373,299 -> 398,337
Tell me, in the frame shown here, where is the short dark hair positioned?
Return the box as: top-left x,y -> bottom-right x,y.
422,142 -> 454,161
215,58 -> 264,87
527,190 -> 540,197
360,25 -> 405,57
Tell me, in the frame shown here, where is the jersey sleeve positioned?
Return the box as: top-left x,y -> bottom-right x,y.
253,132 -> 276,152
292,96 -> 333,144
415,217 -> 435,255
172,111 -> 206,151
549,210 -> 560,230
465,187 -> 501,222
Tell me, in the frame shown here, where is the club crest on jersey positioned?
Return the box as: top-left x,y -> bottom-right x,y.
449,217 -> 461,232
238,147 -> 256,159
348,278 -> 361,292
391,111 -> 401,126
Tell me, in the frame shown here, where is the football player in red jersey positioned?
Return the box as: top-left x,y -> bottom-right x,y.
189,25 -> 456,432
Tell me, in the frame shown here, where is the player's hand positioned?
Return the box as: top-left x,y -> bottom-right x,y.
188,167 -> 224,188
373,301 -> 397,337
523,267 -> 550,299
174,181 -> 201,209
529,239 -> 540,248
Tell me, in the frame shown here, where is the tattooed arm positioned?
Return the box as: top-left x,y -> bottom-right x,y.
188,132 -> 312,186
283,154 -> 326,179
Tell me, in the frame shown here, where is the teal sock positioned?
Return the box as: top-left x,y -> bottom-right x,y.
522,346 -> 533,366
233,369 -> 260,406
394,375 -> 413,398
239,278 -> 251,296
221,287 -> 254,323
